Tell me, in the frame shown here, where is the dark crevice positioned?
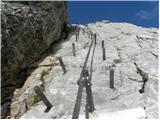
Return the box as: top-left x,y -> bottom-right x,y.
15,24 -> 72,92
149,51 -> 158,59
134,62 -> 149,94
136,36 -> 142,48
1,99 -> 12,119
137,35 -> 158,41
1,22 -> 72,118
16,23 -> 72,88
1,83 -> 16,89
24,99 -> 28,111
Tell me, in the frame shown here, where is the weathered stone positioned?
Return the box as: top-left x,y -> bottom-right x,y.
1,1 -> 68,118
20,22 -> 158,119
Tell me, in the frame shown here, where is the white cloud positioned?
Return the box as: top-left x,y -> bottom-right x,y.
136,6 -> 158,20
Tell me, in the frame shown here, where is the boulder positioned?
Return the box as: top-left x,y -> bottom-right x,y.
1,1 -> 68,118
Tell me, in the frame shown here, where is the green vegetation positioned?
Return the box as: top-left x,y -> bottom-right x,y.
41,70 -> 49,77
32,93 -> 41,105
40,69 -> 49,81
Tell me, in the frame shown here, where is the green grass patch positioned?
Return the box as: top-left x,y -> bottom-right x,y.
32,93 -> 41,105
41,70 -> 49,77
40,70 -> 49,81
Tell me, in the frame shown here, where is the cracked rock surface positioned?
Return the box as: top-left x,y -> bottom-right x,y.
12,21 -> 158,119
1,2 -> 67,117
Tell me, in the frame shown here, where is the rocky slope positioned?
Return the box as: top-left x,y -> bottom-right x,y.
1,1 -> 68,118
11,21 -> 158,119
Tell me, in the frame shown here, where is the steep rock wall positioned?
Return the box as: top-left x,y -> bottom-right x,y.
20,22 -> 159,119
1,1 -> 68,118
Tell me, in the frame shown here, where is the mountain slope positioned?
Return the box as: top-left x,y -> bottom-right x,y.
11,21 -> 158,119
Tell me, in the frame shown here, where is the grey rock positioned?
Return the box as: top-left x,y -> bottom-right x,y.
1,1 -> 68,118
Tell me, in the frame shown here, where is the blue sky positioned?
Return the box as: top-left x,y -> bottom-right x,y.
67,1 -> 159,28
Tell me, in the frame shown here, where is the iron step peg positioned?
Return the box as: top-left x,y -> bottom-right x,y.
58,57 -> 67,74
76,30 -> 79,42
89,32 -> 92,40
102,40 -> 104,48
76,33 -> 78,42
77,29 -> 80,38
102,47 -> 106,61
94,33 -> 97,44
109,68 -> 114,89
34,86 -> 52,113
91,34 -> 93,40
72,43 -> 76,56
88,33 -> 90,39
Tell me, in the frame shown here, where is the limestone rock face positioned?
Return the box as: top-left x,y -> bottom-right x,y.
1,1 -> 68,118
20,22 -> 158,119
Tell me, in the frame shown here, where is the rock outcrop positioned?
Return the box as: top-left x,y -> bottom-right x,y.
19,21 -> 158,119
1,1 -> 68,118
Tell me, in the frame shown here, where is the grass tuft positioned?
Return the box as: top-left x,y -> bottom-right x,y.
32,93 -> 41,105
